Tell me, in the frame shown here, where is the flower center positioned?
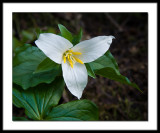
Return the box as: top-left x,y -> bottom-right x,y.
63,49 -> 84,68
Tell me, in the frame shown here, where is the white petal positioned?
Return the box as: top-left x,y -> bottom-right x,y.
35,33 -> 73,64
71,36 -> 115,63
62,61 -> 88,99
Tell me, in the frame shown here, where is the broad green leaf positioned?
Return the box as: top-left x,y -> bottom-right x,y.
90,51 -> 120,74
13,37 -> 23,52
95,67 -> 142,93
85,63 -> 96,78
13,77 -> 65,120
72,28 -> 83,45
13,117 -> 29,121
58,24 -> 73,42
34,57 -> 60,74
45,100 -> 99,121
90,50 -> 142,92
13,46 -> 61,90
14,43 -> 32,55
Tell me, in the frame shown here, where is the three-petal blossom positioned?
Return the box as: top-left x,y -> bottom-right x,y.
35,33 -> 114,99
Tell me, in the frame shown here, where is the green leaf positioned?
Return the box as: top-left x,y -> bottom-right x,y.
95,67 -> 142,93
34,57 -> 60,74
13,37 -> 23,52
45,100 -> 99,121
90,50 -> 142,92
14,43 -> 32,55
72,28 -> 83,45
21,30 -> 35,43
90,50 -> 120,74
58,24 -> 73,42
85,63 -> 96,78
33,28 -> 42,39
13,117 -> 29,121
13,46 -> 61,90
13,77 -> 65,120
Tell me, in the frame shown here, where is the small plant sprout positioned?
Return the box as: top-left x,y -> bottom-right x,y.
35,33 -> 115,99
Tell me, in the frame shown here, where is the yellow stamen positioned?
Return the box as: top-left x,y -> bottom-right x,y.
63,55 -> 66,63
69,49 -> 73,52
68,58 -> 73,68
63,49 -> 83,68
70,56 -> 76,63
74,57 -> 84,64
72,51 -> 82,55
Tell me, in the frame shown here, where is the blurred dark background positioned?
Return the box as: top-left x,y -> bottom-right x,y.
13,13 -> 148,121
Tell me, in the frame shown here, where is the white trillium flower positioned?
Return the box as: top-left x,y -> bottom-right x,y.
35,33 -> 115,99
